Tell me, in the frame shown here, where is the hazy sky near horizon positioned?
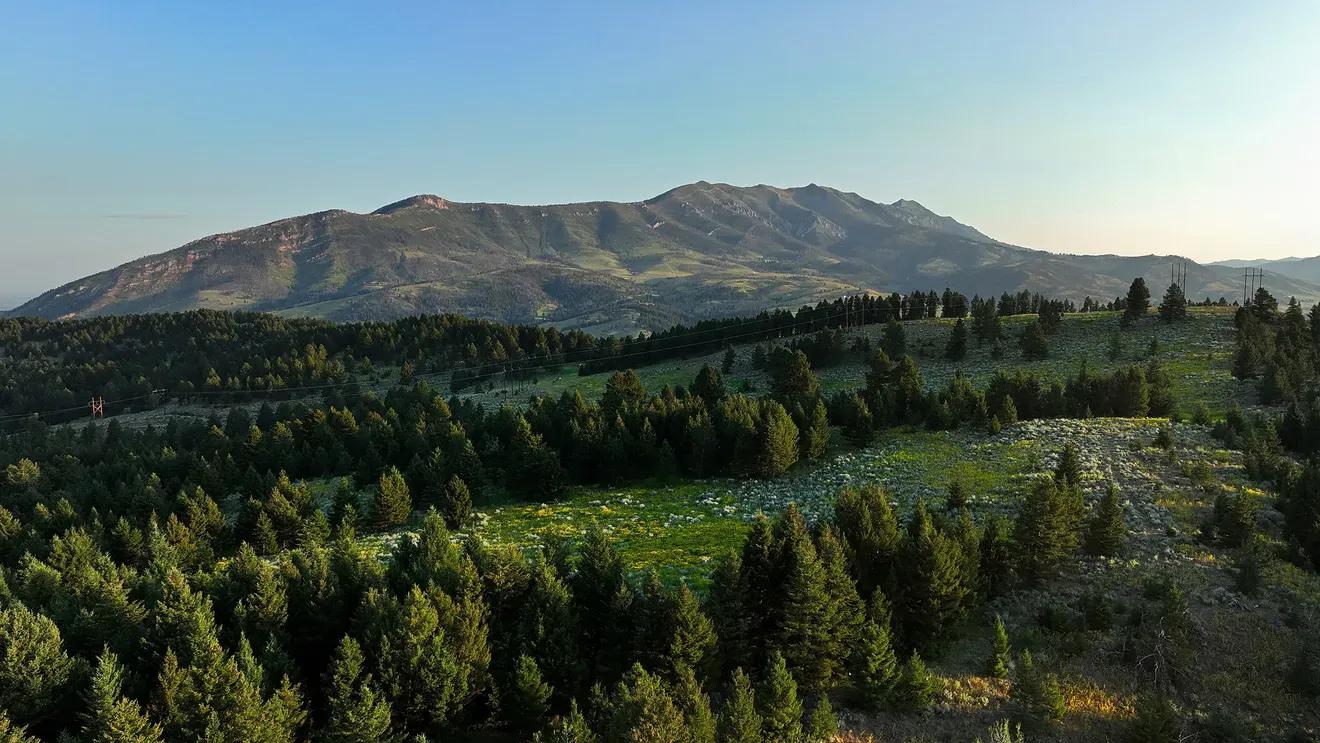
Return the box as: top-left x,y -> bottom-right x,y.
2,0 -> 1318,306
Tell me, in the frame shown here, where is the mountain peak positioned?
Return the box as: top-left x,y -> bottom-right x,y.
889,198 -> 931,213
372,194 -> 453,215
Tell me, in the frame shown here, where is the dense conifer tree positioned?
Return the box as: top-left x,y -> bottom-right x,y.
510,655 -> 554,732
946,319 -> 969,361
757,652 -> 803,743
82,648 -> 165,743
371,467 -> 412,529
895,651 -> 937,712
573,524 -> 634,683
1020,320 -> 1049,359
601,664 -> 688,743
1123,277 -> 1151,326
1158,282 -> 1187,323
896,501 -> 965,647
1086,485 -> 1126,556
833,484 -> 901,599
716,670 -> 762,743
882,318 -> 906,358
538,700 -> 597,743
1013,478 -> 1078,583
988,614 -> 1011,679
852,614 -> 899,710
805,696 -> 837,743
1010,650 -> 1064,726
321,637 -> 392,743
690,365 -> 726,404
772,505 -> 836,691
755,402 -> 800,478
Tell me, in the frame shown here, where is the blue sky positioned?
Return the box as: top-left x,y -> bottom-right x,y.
1,1 -> 1317,306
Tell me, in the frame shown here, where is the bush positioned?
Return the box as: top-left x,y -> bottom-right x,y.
1078,592 -> 1114,631
1233,546 -> 1265,597
977,720 -> 1025,743
1036,603 -> 1079,634
1289,640 -> 1319,697
1153,427 -> 1174,450
1197,708 -> 1259,743
1126,693 -> 1181,743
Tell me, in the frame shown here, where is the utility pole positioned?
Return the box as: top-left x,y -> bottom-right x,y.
89,396 -> 104,418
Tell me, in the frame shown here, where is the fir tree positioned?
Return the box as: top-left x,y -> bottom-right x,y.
800,400 -> 830,462
852,617 -> 899,710
805,696 -> 837,743
371,466 -> 412,529
946,477 -> 969,511
999,395 -> 1019,425
0,713 -> 38,743
571,523 -> 632,682
440,475 -> 472,529
0,602 -> 75,726
1158,282 -> 1187,323
882,318 -> 907,358
833,484 -> 901,603
1123,277 -> 1151,326
1013,478 -> 1078,583
510,655 -> 554,732
1020,320 -> 1049,359
322,637 -> 392,743
988,614 -> 1011,679
717,669 -> 762,743
897,500 -> 965,647
721,347 -> 737,375
755,401 -> 800,478
1085,485 -> 1126,556
946,319 -> 969,361
673,665 -> 717,743
659,583 -> 717,681
773,506 -> 838,691
1054,441 -> 1082,487
537,700 -> 597,743
691,364 -> 726,404
82,647 -> 165,743
814,527 -> 864,683
601,664 -> 687,743
519,561 -> 583,696
1107,332 -> 1124,361
1010,650 -> 1064,726
895,651 -> 938,712
757,652 -> 803,743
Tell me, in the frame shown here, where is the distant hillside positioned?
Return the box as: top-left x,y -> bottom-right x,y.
1210,256 -> 1320,285
13,182 -> 1320,333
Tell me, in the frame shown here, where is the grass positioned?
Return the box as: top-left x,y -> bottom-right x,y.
470,481 -> 749,587
454,307 -> 1249,418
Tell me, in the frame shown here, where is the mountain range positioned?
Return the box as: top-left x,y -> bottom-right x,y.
12,182 -> 1320,333
1209,256 -> 1320,285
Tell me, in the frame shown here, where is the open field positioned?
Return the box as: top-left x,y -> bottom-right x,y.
455,307 -> 1250,418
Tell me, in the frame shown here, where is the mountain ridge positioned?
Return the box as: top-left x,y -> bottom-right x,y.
12,182 -> 1320,333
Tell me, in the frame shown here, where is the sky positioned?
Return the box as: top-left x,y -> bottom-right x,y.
1,0 -> 1318,307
